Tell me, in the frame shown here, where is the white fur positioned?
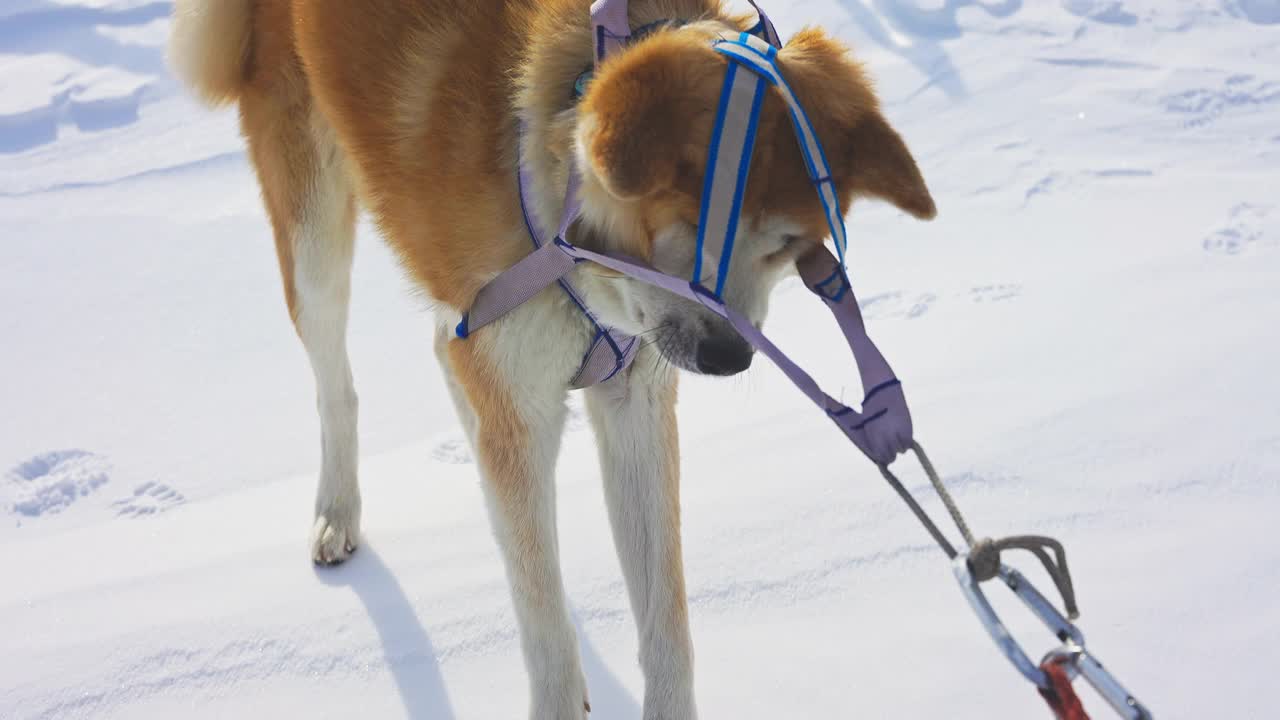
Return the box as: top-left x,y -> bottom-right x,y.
436,289 -> 595,718
167,0 -> 253,107
294,131 -> 361,566
432,146 -> 802,719
586,354 -> 696,720
169,3 -> 802,713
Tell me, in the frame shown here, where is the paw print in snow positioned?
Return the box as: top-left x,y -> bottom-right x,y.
112,481 -> 185,518
969,284 -> 1023,303
7,450 -> 110,519
431,433 -> 473,465
1203,203 -> 1273,255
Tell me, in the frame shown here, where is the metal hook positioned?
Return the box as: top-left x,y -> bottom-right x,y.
954,558 -> 1153,719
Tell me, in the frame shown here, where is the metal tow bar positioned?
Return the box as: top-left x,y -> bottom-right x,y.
954,557 -> 1154,719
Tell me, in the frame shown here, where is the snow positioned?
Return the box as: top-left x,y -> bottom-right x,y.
2,1 -> 1278,718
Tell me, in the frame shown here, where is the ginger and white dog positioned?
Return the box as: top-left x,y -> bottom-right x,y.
169,1 -> 934,717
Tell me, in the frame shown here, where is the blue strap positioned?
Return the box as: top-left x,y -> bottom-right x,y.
716,77 -> 767,298
715,34 -> 850,268
693,55 -> 768,298
692,32 -> 850,305
510,128 -> 635,388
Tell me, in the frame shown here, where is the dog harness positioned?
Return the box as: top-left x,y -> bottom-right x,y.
506,130 -> 639,389
456,2 -> 1152,717
458,5 -> 780,389
460,2 -> 907,463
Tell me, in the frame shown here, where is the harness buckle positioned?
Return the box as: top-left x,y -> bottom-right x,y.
954,558 -> 1153,719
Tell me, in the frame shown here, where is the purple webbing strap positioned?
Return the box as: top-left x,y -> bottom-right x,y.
458,163 -> 581,335
745,0 -> 782,47
558,240 -> 913,466
592,0 -> 781,66
590,0 -> 631,65
461,157 -> 637,389
458,243 -> 577,337
463,227 -> 912,463
526,166 -> 638,388
537,173 -> 638,389
465,0 -> 912,462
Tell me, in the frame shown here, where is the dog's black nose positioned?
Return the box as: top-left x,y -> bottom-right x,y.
695,334 -> 754,376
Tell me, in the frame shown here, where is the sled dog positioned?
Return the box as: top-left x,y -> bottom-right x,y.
169,1 -> 934,716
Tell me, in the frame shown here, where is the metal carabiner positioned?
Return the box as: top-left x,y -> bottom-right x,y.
953,557 -> 1153,720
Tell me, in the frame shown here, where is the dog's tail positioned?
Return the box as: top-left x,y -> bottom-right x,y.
167,0 -> 254,107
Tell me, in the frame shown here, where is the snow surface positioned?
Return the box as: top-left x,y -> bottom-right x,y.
2,1 -> 1278,718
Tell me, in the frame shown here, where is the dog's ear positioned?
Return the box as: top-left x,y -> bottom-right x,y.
845,110 -> 936,220
577,34 -> 725,201
775,28 -> 936,221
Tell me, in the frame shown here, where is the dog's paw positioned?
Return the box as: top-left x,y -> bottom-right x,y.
529,669 -> 590,720
311,505 -> 360,566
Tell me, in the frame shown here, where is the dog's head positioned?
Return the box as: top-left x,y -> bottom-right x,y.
571,22 -> 935,376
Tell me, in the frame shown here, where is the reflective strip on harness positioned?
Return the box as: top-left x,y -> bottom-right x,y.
693,61 -> 766,298
690,32 -> 853,301
455,6 -> 1151,719
458,26 -> 909,461
715,34 -> 849,267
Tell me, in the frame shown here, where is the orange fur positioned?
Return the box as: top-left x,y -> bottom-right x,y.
171,1 -> 935,712
233,0 -> 336,321
579,24 -> 935,264
446,337 -> 531,519
221,1 -> 933,316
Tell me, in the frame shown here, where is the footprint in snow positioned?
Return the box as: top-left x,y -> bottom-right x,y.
969,284 -> 1023,303
906,293 -> 936,318
1023,173 -> 1063,206
6,449 -> 111,519
431,433 -> 473,465
112,481 -> 185,518
1203,203 -> 1274,255
1160,75 -> 1280,129
860,291 -> 937,320
861,286 -> 1025,320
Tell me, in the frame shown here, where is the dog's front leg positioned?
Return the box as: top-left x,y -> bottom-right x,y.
586,359 -> 696,720
446,334 -> 588,720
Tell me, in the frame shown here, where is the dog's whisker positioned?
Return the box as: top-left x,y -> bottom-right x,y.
634,323 -> 673,339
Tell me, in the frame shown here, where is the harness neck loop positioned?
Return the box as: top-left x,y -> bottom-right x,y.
462,9 -> 1152,715
471,3 -> 909,463
590,0 -> 780,67
464,2 -> 792,390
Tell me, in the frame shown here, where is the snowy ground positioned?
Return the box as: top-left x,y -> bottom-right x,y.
2,1 -> 1278,718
